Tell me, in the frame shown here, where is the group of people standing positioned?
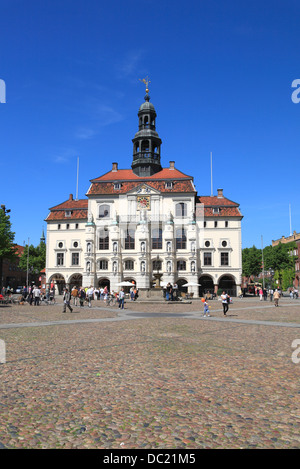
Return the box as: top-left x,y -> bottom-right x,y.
62,285 -> 133,312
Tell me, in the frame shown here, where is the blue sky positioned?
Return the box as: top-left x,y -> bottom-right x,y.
0,0 -> 299,249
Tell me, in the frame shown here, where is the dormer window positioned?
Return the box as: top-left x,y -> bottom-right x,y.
113,183 -> 121,190
165,181 -> 173,189
213,208 -> 220,214
99,204 -> 110,218
65,210 -> 72,217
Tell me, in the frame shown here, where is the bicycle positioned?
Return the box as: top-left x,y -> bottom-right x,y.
41,296 -> 56,305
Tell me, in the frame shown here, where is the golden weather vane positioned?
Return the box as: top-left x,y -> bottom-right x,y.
139,76 -> 151,93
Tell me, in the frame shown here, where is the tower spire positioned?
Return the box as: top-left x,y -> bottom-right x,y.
132,80 -> 162,177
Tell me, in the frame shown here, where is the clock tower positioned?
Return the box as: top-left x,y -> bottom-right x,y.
132,80 -> 162,177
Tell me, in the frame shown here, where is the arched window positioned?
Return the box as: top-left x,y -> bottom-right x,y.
176,228 -> 187,249
141,140 -> 150,157
125,229 -> 135,249
99,204 -> 110,218
176,203 -> 187,217
144,116 -> 149,128
99,228 -> 109,250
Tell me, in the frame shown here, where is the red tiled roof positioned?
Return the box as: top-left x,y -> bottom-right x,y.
14,245 -> 25,257
196,196 -> 242,218
49,197 -> 88,211
87,179 -> 195,195
91,167 -> 193,182
46,209 -> 88,221
46,196 -> 88,221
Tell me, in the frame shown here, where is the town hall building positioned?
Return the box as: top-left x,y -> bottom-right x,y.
45,86 -> 243,298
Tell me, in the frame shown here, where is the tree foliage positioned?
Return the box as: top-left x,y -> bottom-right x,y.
0,208 -> 17,261
242,241 -> 297,287
242,245 -> 262,277
19,241 -> 46,275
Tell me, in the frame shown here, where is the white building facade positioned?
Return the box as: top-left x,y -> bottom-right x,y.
45,91 -> 243,297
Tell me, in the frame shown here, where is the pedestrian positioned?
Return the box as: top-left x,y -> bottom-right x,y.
71,286 -> 79,306
269,288 -> 273,302
273,289 -> 280,307
78,287 -> 85,307
259,288 -> 263,301
221,291 -> 229,316
33,285 -> 41,306
263,288 -> 268,301
28,286 -> 34,305
86,285 -> 94,308
118,288 -> 125,309
62,288 -> 73,313
203,299 -> 210,317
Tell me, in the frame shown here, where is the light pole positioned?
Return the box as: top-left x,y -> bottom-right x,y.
26,238 -> 29,289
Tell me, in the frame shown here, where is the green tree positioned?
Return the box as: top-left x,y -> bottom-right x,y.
264,242 -> 296,272
19,241 -> 46,278
0,206 -> 17,288
242,246 -> 262,277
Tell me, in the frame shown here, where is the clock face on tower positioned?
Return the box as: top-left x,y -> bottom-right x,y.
137,195 -> 150,210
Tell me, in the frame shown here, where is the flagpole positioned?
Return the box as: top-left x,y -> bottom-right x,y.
261,235 -> 265,289
210,152 -> 213,196
76,157 -> 79,201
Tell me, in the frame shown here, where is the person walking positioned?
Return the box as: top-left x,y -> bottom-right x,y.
273,289 -> 280,307
118,288 -> 125,309
71,286 -> 79,306
203,299 -> 210,317
78,287 -> 85,307
221,291 -> 229,316
63,288 -> 73,313
86,286 -> 94,308
33,285 -> 41,306
269,288 -> 273,302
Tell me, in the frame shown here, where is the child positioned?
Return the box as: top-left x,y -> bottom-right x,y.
203,300 -> 210,317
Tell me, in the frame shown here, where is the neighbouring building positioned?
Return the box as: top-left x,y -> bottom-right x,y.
45,88 -> 243,297
272,231 -> 300,288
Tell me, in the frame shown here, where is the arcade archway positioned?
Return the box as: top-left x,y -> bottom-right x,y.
218,275 -> 236,296
48,274 -> 66,295
198,275 -> 214,297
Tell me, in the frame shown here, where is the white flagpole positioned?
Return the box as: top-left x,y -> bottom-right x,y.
76,157 -> 79,201
210,152 -> 213,196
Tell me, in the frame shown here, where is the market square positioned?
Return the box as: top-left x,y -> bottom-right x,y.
0,296 -> 299,449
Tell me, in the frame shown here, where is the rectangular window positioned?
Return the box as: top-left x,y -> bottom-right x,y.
214,221 -> 218,228
225,221 -> 228,228
125,230 -> 135,249
99,260 -> 108,270
204,252 -> 212,266
99,229 -> 109,250
57,253 -> 64,266
152,227 -> 162,249
72,253 -> 79,265
176,228 -> 187,249
221,252 -> 229,266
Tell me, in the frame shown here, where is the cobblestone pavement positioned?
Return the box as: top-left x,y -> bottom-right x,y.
0,297 -> 300,449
